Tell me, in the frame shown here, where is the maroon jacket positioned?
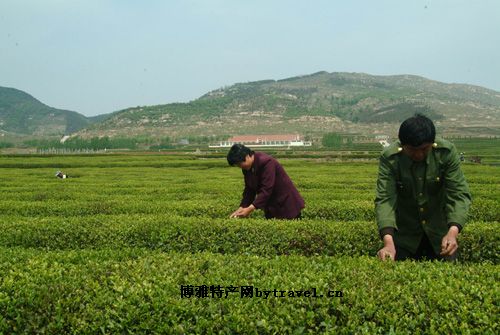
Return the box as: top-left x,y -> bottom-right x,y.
240,152 -> 305,219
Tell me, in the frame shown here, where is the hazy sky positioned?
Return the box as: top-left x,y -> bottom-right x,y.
1,0 -> 499,116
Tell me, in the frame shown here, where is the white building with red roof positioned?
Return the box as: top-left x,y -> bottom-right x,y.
209,134 -> 311,148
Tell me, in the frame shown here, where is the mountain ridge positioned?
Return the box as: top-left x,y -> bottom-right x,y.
0,86 -> 94,136
2,72 -> 500,139
79,71 -> 500,138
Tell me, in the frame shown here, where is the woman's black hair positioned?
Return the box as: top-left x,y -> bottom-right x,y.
227,144 -> 254,166
398,113 -> 436,146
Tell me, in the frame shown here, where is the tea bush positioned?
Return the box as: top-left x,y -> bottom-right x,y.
0,216 -> 497,263
0,249 -> 498,334
0,154 -> 498,333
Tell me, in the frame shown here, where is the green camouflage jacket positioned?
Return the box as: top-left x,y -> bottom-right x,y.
375,138 -> 472,254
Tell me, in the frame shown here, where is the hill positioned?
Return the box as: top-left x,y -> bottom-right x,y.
3,72 -> 500,139
79,72 -> 500,138
0,86 -> 93,136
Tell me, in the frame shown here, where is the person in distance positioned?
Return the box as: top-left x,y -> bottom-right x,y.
227,144 -> 305,219
55,170 -> 69,179
375,114 -> 471,261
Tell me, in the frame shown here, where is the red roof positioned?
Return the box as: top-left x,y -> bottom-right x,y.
228,134 -> 301,142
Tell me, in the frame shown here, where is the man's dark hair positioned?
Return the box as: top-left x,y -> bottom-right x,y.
398,114 -> 436,146
227,144 -> 254,166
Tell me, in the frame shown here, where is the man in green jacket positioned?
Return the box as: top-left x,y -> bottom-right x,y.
375,114 -> 471,261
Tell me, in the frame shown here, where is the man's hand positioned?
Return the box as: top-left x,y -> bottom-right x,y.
230,205 -> 255,218
377,234 -> 396,261
440,225 -> 459,256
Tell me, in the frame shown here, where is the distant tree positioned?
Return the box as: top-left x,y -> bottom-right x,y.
322,133 -> 342,148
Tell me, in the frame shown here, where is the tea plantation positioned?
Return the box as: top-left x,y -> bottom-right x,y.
0,154 -> 498,334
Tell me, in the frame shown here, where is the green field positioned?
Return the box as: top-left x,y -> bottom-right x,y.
0,154 -> 498,333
